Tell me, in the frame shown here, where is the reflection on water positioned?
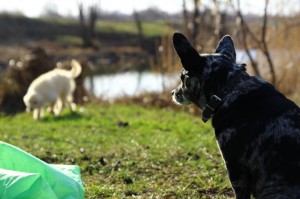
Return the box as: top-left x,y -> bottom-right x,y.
84,72 -> 178,99
236,49 -> 257,64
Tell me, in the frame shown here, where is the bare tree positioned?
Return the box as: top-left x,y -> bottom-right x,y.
78,3 -> 98,48
235,0 -> 260,77
182,0 -> 190,37
88,5 -> 98,39
133,10 -> 144,46
260,0 -> 276,84
78,3 -> 88,47
181,0 -> 231,51
192,0 -> 201,46
235,0 -> 276,85
212,0 -> 226,40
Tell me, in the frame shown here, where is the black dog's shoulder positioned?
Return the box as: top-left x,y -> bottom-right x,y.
213,76 -> 300,129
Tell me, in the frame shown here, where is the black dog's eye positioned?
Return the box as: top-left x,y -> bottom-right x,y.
184,76 -> 191,87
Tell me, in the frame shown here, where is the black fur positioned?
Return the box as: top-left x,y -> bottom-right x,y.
172,32 -> 300,199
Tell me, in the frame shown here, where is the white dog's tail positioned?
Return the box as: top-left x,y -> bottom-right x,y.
70,59 -> 82,78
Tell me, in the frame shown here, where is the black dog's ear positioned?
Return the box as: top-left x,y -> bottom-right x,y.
173,32 -> 205,72
215,35 -> 236,61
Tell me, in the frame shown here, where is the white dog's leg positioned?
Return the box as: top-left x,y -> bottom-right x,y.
47,102 -> 56,114
66,95 -> 76,111
40,108 -> 45,118
54,99 -> 63,116
33,109 -> 41,120
70,102 -> 77,111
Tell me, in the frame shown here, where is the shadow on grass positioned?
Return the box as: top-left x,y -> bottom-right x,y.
40,111 -> 84,122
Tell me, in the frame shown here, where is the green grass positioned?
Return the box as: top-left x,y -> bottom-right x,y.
40,16 -> 172,37
0,103 -> 233,198
56,35 -> 83,46
97,20 -> 173,37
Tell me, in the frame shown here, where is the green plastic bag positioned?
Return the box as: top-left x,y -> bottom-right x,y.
0,142 -> 85,199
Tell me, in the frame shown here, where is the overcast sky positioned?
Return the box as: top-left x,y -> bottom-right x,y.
0,0 -> 299,18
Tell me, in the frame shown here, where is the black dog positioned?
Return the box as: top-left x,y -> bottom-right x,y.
171,32 -> 300,199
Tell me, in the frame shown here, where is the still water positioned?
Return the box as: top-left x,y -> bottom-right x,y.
84,72 -> 178,99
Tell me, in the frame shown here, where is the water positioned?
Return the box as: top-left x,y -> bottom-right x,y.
84,72 -> 178,99
236,49 -> 257,64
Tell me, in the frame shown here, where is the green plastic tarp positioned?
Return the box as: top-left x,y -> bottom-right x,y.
0,141 -> 85,199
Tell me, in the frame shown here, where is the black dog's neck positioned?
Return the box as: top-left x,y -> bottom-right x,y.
217,71 -> 250,98
202,70 -> 250,122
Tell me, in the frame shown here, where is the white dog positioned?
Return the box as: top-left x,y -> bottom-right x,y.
23,59 -> 82,120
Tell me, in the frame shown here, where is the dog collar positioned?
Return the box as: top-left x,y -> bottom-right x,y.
202,95 -> 222,122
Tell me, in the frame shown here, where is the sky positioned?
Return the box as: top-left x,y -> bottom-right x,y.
0,0 -> 299,18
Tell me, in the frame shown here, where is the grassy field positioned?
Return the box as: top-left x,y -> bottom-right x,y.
97,20 -> 173,37
0,103 -> 233,198
0,15 -> 172,43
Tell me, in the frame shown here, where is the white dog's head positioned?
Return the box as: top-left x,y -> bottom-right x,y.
23,92 -> 43,112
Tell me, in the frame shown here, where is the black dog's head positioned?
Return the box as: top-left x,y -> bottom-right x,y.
171,33 -> 246,119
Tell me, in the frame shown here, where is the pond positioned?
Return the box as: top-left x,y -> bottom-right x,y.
84,72 -> 178,99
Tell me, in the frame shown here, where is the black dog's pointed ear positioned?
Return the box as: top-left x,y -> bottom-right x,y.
173,32 -> 205,72
215,35 -> 236,61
